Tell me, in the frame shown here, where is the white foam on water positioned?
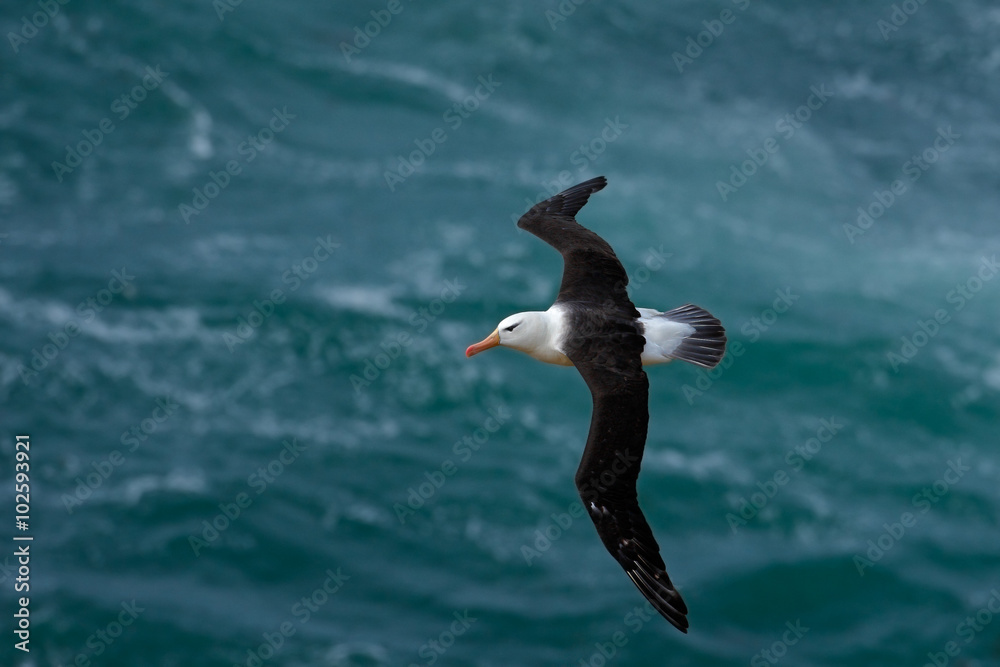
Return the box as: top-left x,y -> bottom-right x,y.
122,468 -> 207,505
315,284 -> 406,319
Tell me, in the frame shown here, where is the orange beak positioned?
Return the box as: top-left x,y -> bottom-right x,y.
465,328 -> 500,358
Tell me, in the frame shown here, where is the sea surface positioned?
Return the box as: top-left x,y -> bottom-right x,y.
2,1 -> 1000,665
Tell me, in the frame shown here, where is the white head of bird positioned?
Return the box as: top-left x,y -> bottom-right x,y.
466,309 -> 572,366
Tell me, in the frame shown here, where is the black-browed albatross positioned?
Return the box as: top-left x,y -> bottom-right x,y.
465,176 -> 726,633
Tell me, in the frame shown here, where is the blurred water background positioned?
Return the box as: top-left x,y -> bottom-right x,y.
2,1 -> 1000,665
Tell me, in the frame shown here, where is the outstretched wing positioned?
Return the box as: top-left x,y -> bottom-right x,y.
566,324 -> 689,633
516,176 -> 634,309
519,176 -> 688,631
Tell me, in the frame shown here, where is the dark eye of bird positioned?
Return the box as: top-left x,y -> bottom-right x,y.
505,323 -> 519,332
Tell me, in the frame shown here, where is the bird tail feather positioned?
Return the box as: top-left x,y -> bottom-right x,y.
662,304 -> 726,368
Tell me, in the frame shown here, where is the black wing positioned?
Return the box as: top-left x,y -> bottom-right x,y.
568,331 -> 689,633
519,177 -> 688,631
517,176 -> 634,310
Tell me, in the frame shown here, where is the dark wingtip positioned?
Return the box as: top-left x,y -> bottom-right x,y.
517,176 -> 608,230
625,564 -> 690,633
543,176 -> 608,219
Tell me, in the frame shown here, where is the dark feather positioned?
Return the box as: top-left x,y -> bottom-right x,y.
658,303 -> 727,369
569,329 -> 689,633
517,177 -> 689,632
517,176 -> 635,311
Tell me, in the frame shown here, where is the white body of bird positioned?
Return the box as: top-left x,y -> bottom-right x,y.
483,305 -> 698,367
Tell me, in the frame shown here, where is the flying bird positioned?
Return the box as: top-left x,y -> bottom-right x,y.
465,176 -> 726,633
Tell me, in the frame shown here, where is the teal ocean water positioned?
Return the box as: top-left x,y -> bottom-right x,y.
2,1 -> 1000,665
